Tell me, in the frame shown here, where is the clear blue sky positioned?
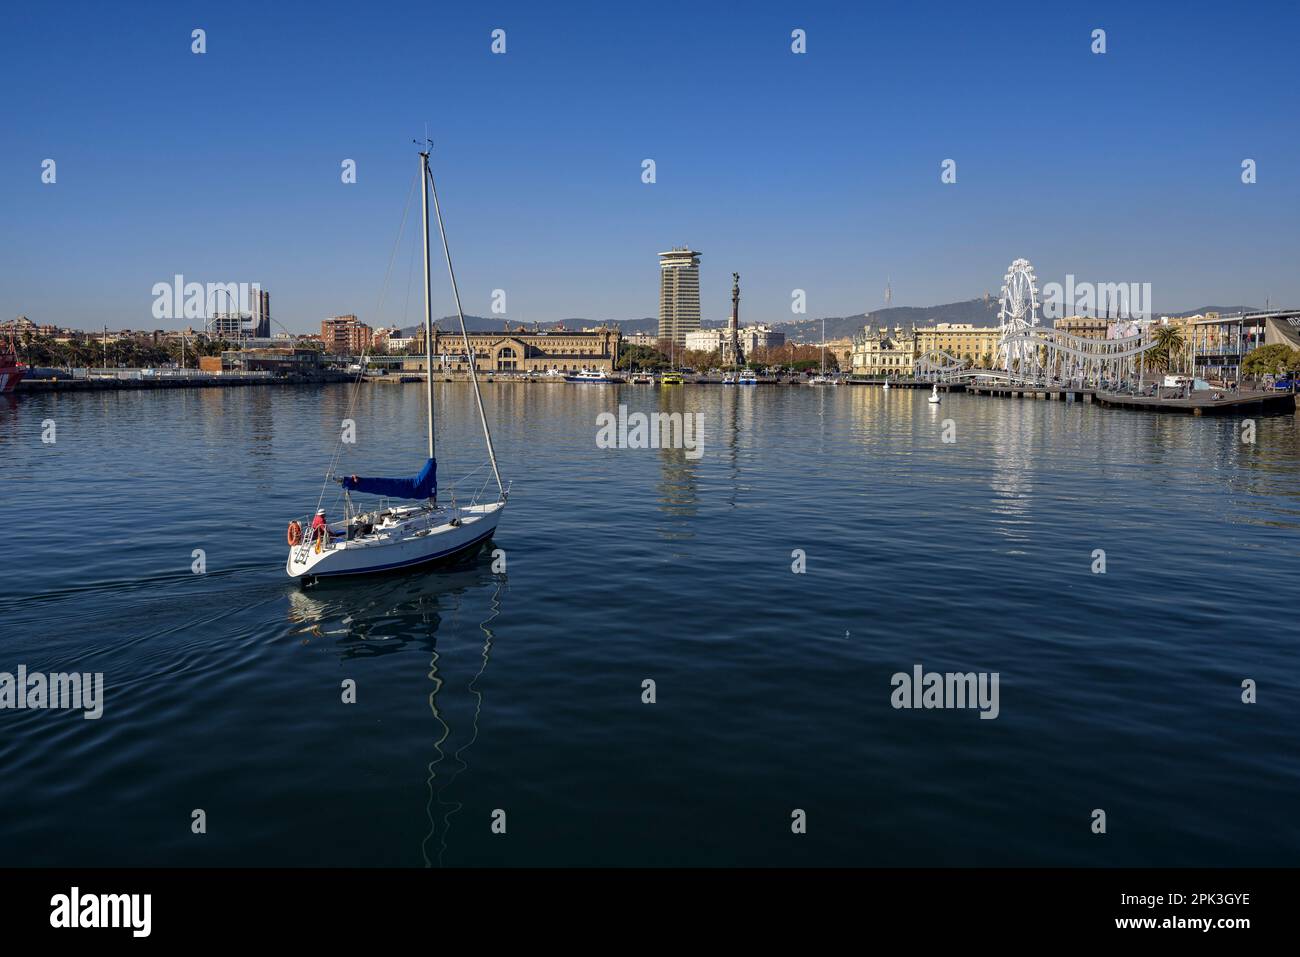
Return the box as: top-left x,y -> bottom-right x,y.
3,0 -> 1297,332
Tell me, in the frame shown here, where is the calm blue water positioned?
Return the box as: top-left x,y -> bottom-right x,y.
2,382 -> 1298,866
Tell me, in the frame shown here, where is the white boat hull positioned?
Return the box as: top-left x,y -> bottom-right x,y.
287,501 -> 504,580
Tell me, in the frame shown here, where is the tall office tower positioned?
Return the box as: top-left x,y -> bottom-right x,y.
658,248 -> 701,346
252,289 -> 271,338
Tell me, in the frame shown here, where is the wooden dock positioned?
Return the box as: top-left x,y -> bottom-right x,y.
849,379 -> 966,392
1093,389 -> 1295,415
967,384 -> 1092,401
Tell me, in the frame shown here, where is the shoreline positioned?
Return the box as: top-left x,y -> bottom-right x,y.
12,371 -> 1296,415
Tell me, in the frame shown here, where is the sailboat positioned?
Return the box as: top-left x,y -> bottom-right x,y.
286,147 -> 507,580
808,318 -> 838,385
0,328 -> 27,394
661,336 -> 684,384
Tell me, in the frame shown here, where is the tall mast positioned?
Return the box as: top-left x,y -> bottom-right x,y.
420,150 -> 436,460
426,154 -> 505,499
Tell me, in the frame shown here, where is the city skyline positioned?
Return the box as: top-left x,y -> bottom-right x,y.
4,1 -> 1299,333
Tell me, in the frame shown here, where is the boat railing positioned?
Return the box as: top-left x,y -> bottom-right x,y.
288,514 -> 332,563
439,461 -> 496,506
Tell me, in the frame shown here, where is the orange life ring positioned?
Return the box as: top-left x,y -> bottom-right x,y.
287,520 -> 303,546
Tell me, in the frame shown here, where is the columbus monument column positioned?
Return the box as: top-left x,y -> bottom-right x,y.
725,272 -> 744,367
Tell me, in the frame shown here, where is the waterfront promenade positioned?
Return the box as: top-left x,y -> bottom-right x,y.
15,369 -> 1296,416
16,370 -> 352,393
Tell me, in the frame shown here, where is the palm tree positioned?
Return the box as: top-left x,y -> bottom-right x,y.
1150,325 -> 1186,373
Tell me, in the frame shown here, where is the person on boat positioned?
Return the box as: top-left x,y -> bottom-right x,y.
310,508 -> 330,543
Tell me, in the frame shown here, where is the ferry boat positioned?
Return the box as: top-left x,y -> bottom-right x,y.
564,369 -> 614,383
630,372 -> 654,384
1,331 -> 27,394
660,371 -> 684,385
738,371 -> 758,385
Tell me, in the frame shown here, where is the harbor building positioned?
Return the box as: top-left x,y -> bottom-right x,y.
321,315 -> 373,354
915,323 -> 1001,366
199,347 -> 322,375
684,323 -> 785,356
739,324 -> 784,353
852,324 -> 917,376
1189,310 -> 1300,381
1053,315 -> 1108,340
684,328 -> 724,352
825,337 -> 854,371
658,248 -> 701,346
407,326 -> 622,374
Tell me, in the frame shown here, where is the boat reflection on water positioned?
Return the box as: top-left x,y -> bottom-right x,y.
285,559 -> 505,866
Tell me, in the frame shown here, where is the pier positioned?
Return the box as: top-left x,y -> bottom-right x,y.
17,371 -> 351,393
850,379 -> 966,392
1094,388 -> 1295,415
966,383 -> 1092,401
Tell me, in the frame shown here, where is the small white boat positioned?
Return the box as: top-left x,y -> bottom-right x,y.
565,369 -> 612,383
721,373 -> 736,385
928,383 -> 941,404
738,371 -> 758,385
630,372 -> 654,384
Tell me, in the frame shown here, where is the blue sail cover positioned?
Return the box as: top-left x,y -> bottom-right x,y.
342,457 -> 437,499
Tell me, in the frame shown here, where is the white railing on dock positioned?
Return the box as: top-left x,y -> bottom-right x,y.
65,367 -> 275,381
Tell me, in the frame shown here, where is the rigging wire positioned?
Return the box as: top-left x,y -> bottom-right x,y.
314,167 -> 421,516
426,161 -> 505,499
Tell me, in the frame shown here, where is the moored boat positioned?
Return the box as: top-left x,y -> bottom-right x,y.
0,331 -> 27,394
564,369 -> 615,383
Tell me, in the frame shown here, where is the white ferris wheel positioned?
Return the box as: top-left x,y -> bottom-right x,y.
997,258 -> 1041,377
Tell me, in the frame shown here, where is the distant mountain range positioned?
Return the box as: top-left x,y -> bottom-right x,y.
399,300 -> 1260,345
